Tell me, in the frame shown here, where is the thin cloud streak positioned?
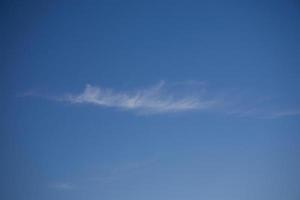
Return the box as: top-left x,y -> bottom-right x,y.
268,110 -> 300,119
22,81 -> 300,118
49,182 -> 74,190
63,81 -> 219,114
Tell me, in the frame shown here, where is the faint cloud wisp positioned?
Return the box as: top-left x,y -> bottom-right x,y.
62,81 -> 219,114
49,182 -> 74,191
22,80 -> 300,118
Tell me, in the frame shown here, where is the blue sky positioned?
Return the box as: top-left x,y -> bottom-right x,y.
1,0 -> 300,199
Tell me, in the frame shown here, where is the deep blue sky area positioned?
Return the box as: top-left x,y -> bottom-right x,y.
1,0 -> 300,200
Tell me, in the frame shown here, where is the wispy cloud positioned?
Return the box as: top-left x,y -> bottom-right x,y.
49,182 -> 74,190
268,110 -> 300,119
61,81 -> 219,114
22,80 -> 300,118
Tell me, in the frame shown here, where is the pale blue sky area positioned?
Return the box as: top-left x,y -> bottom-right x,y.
1,0 -> 300,199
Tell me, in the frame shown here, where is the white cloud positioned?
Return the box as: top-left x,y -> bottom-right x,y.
22,80 -> 300,118
50,182 -> 74,190
268,110 -> 300,119
62,81 -> 219,114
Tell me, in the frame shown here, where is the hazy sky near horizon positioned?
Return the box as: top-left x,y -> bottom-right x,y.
1,0 -> 300,199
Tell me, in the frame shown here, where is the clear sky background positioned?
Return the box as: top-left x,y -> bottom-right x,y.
1,0 -> 300,199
